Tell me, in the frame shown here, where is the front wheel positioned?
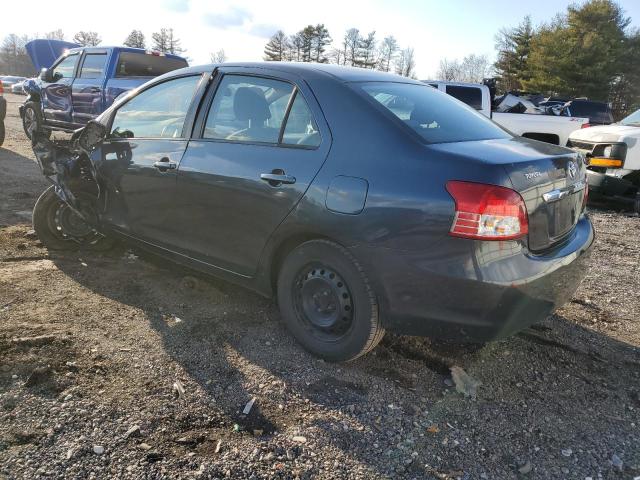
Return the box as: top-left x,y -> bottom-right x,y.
32,185 -> 113,251
22,101 -> 49,140
277,239 -> 385,362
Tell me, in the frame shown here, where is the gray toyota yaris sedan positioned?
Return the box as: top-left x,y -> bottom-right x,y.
30,62 -> 594,361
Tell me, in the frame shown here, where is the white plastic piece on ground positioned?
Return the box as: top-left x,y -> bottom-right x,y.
450,366 -> 482,399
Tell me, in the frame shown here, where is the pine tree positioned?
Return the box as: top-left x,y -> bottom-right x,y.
354,31 -> 377,68
378,36 -> 398,72
123,30 -> 146,49
152,28 -> 185,55
494,16 -> 533,92
311,24 -> 331,63
264,30 -> 290,61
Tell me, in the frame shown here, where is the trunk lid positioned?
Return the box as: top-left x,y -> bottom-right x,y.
431,137 -> 586,251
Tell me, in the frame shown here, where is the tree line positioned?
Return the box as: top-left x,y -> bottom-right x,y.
0,28 -> 188,77
438,0 -> 640,118
263,26 -> 417,77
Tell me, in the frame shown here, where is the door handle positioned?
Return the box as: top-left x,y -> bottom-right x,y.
89,87 -> 101,93
153,158 -> 177,171
260,171 -> 296,186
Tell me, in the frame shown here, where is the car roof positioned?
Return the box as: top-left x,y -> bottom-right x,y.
166,62 -> 424,84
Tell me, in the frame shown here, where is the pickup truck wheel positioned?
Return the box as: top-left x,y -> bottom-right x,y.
33,185 -> 114,251
22,101 -> 49,140
277,239 -> 384,362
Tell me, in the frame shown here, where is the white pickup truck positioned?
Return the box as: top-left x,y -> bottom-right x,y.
424,80 -> 589,146
568,108 -> 640,211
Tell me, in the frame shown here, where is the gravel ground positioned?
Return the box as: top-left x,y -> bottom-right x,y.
0,92 -> 639,480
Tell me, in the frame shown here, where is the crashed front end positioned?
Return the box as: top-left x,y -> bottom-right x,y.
31,122 -> 107,229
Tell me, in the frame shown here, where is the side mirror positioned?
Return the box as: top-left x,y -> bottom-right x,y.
39,68 -> 53,82
76,120 -> 107,151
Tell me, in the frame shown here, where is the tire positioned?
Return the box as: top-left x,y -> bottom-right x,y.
22,101 -> 49,140
0,121 -> 4,147
277,239 -> 385,362
32,185 -> 114,251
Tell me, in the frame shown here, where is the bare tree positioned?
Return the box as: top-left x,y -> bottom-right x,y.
436,54 -> 490,83
354,31 -> 377,69
124,30 -> 146,49
378,36 -> 398,72
210,49 -> 227,63
73,31 -> 101,47
343,28 -> 360,66
395,47 -> 416,78
45,29 -> 65,41
0,34 -> 34,76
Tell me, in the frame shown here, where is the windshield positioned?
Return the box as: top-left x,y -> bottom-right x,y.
621,109 -> 640,126
359,82 -> 510,144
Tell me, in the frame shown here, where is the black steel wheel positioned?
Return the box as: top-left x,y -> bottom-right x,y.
277,239 -> 384,362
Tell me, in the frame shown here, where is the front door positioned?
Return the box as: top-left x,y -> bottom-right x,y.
96,74 -> 204,245
72,50 -> 109,126
174,70 -> 330,276
42,52 -> 79,124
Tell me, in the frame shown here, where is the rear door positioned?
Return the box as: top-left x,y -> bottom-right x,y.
42,52 -> 80,124
173,67 -> 331,276
72,50 -> 109,125
97,73 -> 206,243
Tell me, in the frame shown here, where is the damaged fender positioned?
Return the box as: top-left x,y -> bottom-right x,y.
31,121 -> 107,223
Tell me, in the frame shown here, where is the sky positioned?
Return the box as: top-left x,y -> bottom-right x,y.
5,0 -> 640,78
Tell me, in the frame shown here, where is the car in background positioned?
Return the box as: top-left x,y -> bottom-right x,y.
11,80 -> 27,95
30,62 -> 593,361
568,108 -> 640,211
20,40 -> 188,139
424,80 -> 589,146
1,76 -> 27,89
560,99 -> 614,126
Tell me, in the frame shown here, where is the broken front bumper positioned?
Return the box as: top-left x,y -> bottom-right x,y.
587,169 -> 639,204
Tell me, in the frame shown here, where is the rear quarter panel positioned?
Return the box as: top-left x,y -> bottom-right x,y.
494,112 -> 588,146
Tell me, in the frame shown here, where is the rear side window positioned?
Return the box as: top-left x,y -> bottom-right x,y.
361,82 -> 509,144
445,85 -> 483,110
282,92 -> 320,147
79,53 -> 107,79
204,75 -> 294,144
115,52 -> 188,78
52,54 -> 79,80
110,75 -> 200,139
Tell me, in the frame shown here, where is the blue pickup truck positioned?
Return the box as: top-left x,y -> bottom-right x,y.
21,40 -> 188,138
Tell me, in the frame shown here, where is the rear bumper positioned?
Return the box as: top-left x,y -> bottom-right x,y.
351,216 -> 594,342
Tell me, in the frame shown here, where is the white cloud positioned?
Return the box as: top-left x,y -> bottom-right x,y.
203,7 -> 253,29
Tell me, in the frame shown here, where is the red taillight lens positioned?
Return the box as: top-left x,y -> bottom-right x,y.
446,181 -> 529,240
581,123 -> 591,129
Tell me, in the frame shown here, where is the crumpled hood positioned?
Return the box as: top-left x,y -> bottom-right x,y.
25,39 -> 80,71
569,124 -> 640,143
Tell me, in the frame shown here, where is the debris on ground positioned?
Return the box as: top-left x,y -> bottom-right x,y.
242,396 -> 256,415
173,380 -> 185,399
450,366 -> 482,399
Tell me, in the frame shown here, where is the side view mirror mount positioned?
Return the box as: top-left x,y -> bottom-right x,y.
76,120 -> 107,152
39,68 -> 53,82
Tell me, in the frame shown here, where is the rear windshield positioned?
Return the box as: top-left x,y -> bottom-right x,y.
360,82 -> 509,144
567,102 -> 613,123
115,52 -> 188,78
445,85 -> 484,111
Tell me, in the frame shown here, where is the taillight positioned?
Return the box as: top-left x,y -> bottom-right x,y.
446,181 -> 529,240
581,123 -> 591,129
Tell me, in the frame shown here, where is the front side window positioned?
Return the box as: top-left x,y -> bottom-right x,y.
110,75 -> 200,139
52,54 -> 79,80
79,53 -> 108,79
204,75 -> 294,144
445,85 -> 483,111
360,82 -> 510,144
621,109 -> 640,126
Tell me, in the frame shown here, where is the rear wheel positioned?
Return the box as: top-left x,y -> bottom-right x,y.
32,185 -> 113,251
277,239 -> 384,362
